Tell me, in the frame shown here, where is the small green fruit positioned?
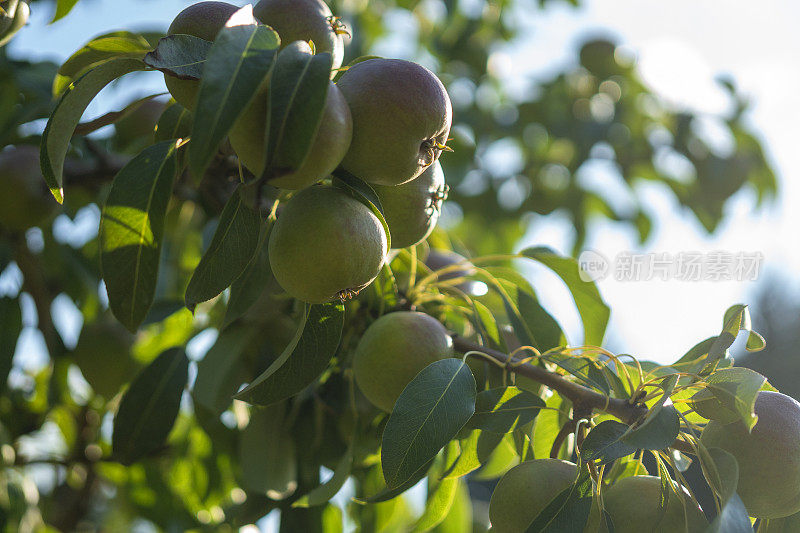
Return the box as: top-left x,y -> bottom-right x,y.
353,311 -> 453,412
336,58 -> 452,186
372,160 -> 446,249
488,459 -> 577,533
254,0 -> 345,73
700,390 -> 800,518
601,475 -> 708,533
164,1 -> 239,109
0,145 -> 56,231
268,185 -> 387,303
229,43 -> 352,188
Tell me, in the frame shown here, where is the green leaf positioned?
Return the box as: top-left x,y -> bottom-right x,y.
54,31 -> 153,95
234,302 -> 344,405
41,57 -> 148,203
517,287 -> 564,352
520,246 -> 610,345
239,405 -> 297,499
699,445 -> 739,504
432,479 -> 472,533
413,477 -> 459,532
263,42 -> 332,178
707,493 -> 753,533
223,220 -> 272,328
192,323 -> 256,415
100,140 -> 179,332
708,304 -> 764,363
112,347 -> 188,465
381,358 -> 477,489
469,387 -> 545,434
188,23 -> 279,180
0,297 -> 21,394
184,185 -> 262,310
525,462 -> 593,532
354,460 -> 433,504
144,34 -> 211,80
534,392 -> 569,460
50,0 -> 79,23
293,443 -> 353,507
691,367 -> 767,429
154,101 -> 193,143
581,420 -> 638,465
621,375 -> 680,450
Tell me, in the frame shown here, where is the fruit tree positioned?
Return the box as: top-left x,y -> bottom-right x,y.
0,0 -> 793,531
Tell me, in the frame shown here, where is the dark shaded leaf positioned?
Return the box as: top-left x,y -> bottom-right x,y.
112,347 -> 188,465
223,220 -> 272,328
185,185 -> 262,310
0,297 -> 21,394
188,22 -> 279,180
234,302 -> 344,405
263,42 -> 332,177
582,420 -> 638,465
144,34 -> 212,80
622,375 -> 680,450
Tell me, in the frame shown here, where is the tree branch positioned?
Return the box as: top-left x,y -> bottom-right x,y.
451,336 -> 648,424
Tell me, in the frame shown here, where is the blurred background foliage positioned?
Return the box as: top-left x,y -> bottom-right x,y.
0,0 -> 784,531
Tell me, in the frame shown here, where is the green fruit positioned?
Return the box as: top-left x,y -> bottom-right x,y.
601,476 -> 708,533
72,321 -> 139,399
254,0 -> 345,73
700,390 -> 800,518
268,185 -> 387,303
0,145 -> 56,231
488,459 -> 577,533
353,311 -> 453,412
372,160 -> 446,248
229,43 -> 352,188
164,1 -> 239,109
336,58 -> 452,186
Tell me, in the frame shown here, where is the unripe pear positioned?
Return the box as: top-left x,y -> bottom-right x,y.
229,44 -> 352,188
488,459 -> 577,533
163,1 -> 239,109
268,185 -> 387,303
372,161 -> 446,249
700,390 -> 800,518
336,58 -> 452,186
353,311 -> 453,412
600,475 -> 708,533
254,0 -> 345,73
0,145 -> 56,231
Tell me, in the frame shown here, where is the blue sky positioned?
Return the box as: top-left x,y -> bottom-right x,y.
7,0 -> 800,363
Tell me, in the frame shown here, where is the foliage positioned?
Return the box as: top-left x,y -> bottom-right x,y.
0,1 -> 790,532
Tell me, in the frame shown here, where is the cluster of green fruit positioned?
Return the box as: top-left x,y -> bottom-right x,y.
163,0 -> 453,304
486,390 -> 800,532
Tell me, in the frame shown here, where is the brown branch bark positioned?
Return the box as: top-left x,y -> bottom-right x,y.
451,336 -> 648,424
